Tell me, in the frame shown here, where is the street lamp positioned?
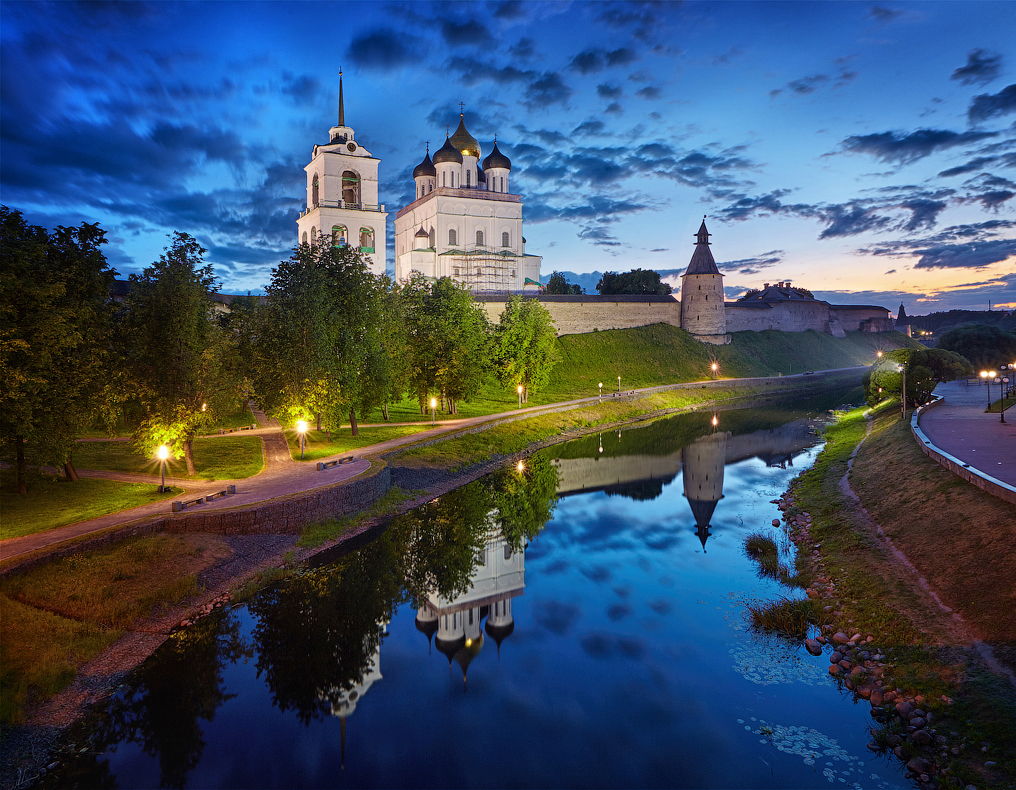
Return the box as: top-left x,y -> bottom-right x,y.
617,375 -> 621,393
158,445 -> 169,492
994,374 -> 1008,423
297,420 -> 307,460
980,371 -> 991,409
431,397 -> 437,426
711,361 -> 718,380
898,363 -> 907,418
598,382 -> 603,401
517,460 -> 525,473
517,384 -> 523,409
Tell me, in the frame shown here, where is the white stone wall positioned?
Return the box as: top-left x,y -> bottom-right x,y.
479,296 -> 681,336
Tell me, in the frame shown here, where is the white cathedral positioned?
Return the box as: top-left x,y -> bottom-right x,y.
297,78 -> 542,291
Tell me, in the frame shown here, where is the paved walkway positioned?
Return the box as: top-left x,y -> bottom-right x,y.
918,379 -> 1016,487
0,366 -> 921,564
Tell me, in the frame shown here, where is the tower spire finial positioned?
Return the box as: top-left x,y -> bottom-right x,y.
338,69 -> 345,127
459,101 -> 465,117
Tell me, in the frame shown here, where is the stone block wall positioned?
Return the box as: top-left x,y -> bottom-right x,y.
477,295 -> 681,336
725,301 -> 833,333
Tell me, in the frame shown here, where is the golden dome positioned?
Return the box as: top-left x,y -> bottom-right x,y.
449,114 -> 481,159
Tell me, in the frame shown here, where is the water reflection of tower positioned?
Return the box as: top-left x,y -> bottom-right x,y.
325,621 -> 386,768
681,421 -> 730,551
416,529 -> 526,684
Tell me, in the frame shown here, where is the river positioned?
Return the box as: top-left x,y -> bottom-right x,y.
40,390 -> 906,789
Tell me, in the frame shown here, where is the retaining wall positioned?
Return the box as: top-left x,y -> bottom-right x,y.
912,399 -> 1016,505
477,294 -> 681,336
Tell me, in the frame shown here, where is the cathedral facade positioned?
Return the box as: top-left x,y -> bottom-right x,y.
393,113 -> 542,293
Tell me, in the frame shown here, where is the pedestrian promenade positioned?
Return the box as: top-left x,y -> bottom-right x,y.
917,379 -> 1016,488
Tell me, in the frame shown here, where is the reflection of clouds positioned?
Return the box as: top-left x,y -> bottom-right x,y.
581,565 -> 612,583
612,585 -> 632,599
648,599 -> 672,615
533,600 -> 581,635
580,632 -> 646,660
541,559 -> 570,574
606,603 -> 632,621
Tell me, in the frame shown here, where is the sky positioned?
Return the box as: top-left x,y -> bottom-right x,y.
2,1 -> 1015,314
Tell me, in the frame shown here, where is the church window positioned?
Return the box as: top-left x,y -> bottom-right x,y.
310,226 -> 317,247
442,172 -> 446,188
341,171 -> 360,205
301,232 -> 308,245
312,174 -> 319,207
429,227 -> 435,248
500,176 -> 504,192
476,230 -> 483,247
449,229 -> 457,246
332,225 -> 347,246
502,231 -> 509,247
466,169 -> 471,187
504,544 -> 513,561
359,227 -> 374,252
428,182 -> 433,193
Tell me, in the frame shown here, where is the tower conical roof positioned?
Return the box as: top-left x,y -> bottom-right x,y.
449,113 -> 481,159
896,304 -> 909,324
683,218 -> 721,276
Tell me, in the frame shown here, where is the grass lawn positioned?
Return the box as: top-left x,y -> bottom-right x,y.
0,534 -> 232,724
0,474 -> 178,540
351,326 -> 918,425
284,424 -> 434,461
71,436 -> 264,480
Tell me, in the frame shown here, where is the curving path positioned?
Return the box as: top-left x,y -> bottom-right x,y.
0,366 -> 877,564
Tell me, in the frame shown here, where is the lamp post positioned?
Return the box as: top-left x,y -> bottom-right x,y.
980,371 -> 991,409
995,375 -> 1008,423
297,420 -> 307,460
617,375 -> 621,393
431,397 -> 437,426
158,445 -> 168,492
711,361 -> 718,380
598,382 -> 603,401
517,384 -> 523,409
877,350 -> 883,359
898,363 -> 907,418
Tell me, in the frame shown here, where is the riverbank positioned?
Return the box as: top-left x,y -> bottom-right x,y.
774,402 -> 1015,789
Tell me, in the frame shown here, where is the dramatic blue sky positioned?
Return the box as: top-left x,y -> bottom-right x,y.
3,1 -> 1014,313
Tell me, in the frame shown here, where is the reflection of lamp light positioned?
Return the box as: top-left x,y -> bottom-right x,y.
158,445 -> 169,492
297,420 -> 307,460
712,415 -> 718,427
598,433 -> 603,453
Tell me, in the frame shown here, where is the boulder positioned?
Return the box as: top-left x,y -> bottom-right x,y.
772,519 -> 780,527
913,730 -> 933,747
896,701 -> 915,718
832,632 -> 850,645
870,690 -> 884,706
830,651 -> 843,663
805,638 -> 823,656
907,757 -> 932,775
829,665 -> 842,676
910,717 -> 927,728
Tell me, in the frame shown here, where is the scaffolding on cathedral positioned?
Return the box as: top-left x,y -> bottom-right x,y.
443,244 -> 526,294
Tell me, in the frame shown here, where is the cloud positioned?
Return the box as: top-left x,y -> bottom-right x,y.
771,68 -> 857,99
868,5 -> 903,22
573,120 -> 606,137
787,74 -> 830,95
525,72 -> 573,108
280,73 -> 321,103
597,83 -> 623,99
635,86 -> 662,100
838,128 -> 998,164
346,29 -> 419,70
509,37 -> 536,61
968,84 -> 1016,123
720,250 -> 785,275
493,1 -> 526,20
960,173 -> 1016,211
605,102 -> 623,115
440,18 -> 491,47
860,220 -> 1016,270
445,56 -> 537,87
819,204 -> 894,238
938,156 -> 998,177
951,49 -> 1002,87
568,47 -> 638,75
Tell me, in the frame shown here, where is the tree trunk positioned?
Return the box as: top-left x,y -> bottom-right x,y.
184,436 -> 197,476
16,436 -> 27,495
349,408 -> 359,437
382,402 -> 389,421
316,412 -> 322,431
64,457 -> 80,482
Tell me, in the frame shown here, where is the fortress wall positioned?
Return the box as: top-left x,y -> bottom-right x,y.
725,301 -> 832,333
478,295 -> 681,336
829,306 -> 893,332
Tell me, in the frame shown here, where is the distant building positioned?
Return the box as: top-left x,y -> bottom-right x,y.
394,111 -> 542,293
895,303 -> 912,337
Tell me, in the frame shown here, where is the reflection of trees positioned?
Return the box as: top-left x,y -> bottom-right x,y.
604,478 -> 667,502
74,611 -> 249,790
249,529 -> 407,725
488,454 -> 559,551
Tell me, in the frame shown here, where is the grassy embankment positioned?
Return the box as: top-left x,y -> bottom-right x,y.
1,437 -> 265,541
282,424 -> 434,461
0,534 -> 231,725
780,403 -> 1015,786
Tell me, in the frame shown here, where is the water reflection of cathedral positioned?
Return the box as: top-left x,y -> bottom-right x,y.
416,530 -> 526,682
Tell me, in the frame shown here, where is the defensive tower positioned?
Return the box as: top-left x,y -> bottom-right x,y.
681,218 -> 729,345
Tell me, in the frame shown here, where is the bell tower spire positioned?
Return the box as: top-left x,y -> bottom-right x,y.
338,69 -> 345,127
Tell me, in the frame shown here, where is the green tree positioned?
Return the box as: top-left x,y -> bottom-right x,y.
937,323 -> 1016,371
122,233 -> 229,475
492,295 -> 561,403
1,207 -> 117,493
597,268 -> 672,295
401,274 -> 490,414
863,347 -> 971,407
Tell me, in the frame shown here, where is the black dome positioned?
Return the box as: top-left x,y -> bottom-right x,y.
413,151 -> 436,178
433,136 -> 463,165
482,141 -> 511,171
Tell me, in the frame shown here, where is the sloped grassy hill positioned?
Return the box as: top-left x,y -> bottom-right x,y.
537,325 -> 919,402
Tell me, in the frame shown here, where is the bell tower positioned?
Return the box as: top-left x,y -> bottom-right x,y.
681,218 -> 729,345
296,72 -> 388,277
